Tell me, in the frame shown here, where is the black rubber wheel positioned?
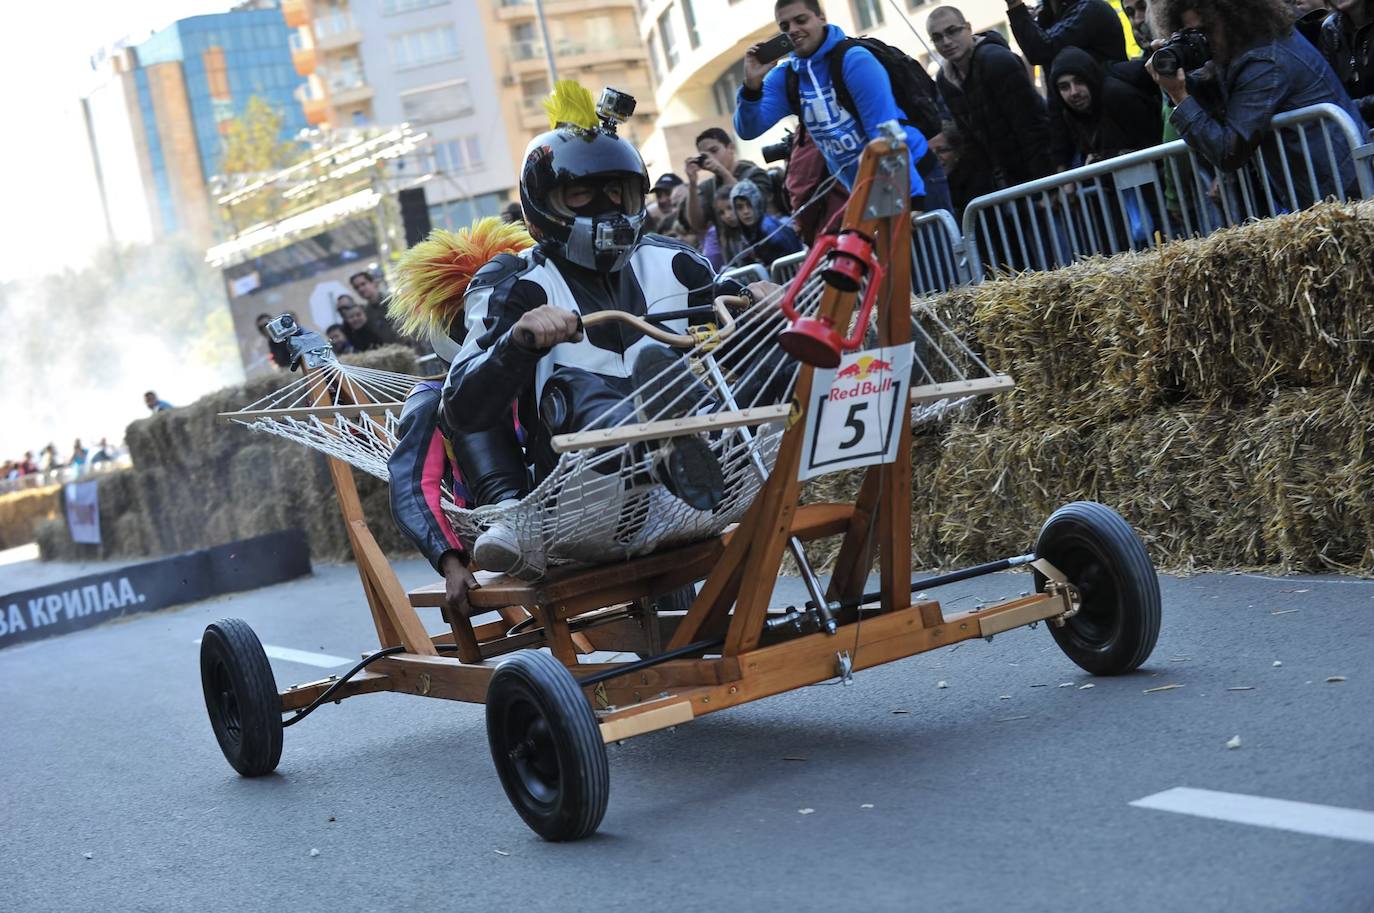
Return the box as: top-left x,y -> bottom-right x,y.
200,619 -> 283,777
1034,501 -> 1161,676
486,650 -> 609,841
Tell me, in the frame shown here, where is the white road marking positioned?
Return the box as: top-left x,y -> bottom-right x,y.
194,639 -> 351,669
1238,573 -> 1374,587
1131,787 -> 1374,845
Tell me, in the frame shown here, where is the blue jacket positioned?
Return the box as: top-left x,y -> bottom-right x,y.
734,25 -> 928,197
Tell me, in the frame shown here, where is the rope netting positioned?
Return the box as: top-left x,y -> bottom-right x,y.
223,269 -> 1008,573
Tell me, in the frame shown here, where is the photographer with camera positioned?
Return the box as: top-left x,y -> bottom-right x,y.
734,0 -> 953,219
683,127 -> 775,237
1148,0 -> 1363,207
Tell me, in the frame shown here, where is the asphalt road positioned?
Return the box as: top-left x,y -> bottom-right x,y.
2,556 -> 1371,913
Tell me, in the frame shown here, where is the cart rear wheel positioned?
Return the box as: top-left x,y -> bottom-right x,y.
486,650 -> 608,841
1035,502 -> 1160,676
200,619 -> 283,776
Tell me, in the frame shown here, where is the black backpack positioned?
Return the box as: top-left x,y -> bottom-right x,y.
783,36 -> 944,140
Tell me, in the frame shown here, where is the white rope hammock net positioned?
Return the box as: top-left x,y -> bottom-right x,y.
225,274 -> 1004,574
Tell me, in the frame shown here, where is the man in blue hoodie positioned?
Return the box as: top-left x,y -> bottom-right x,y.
734,0 -> 952,216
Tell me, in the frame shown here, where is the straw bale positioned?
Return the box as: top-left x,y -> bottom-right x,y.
1239,388 -> 1374,573
0,485 -> 61,550
1087,407 -> 1266,571
946,201 -> 1374,432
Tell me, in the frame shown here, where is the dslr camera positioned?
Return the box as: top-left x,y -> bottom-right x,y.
1151,27 -> 1210,74
762,129 -> 795,164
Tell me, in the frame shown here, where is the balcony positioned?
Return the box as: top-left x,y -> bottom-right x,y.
282,0 -> 310,28
302,96 -> 329,125
554,34 -> 643,67
495,0 -> 636,18
519,94 -> 548,130
291,45 -> 317,76
314,13 -> 362,50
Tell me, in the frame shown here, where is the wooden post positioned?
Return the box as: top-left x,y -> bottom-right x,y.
874,155 -> 914,615
306,363 -> 437,655
718,140 -> 898,657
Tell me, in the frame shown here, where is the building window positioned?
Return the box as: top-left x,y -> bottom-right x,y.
681,0 -> 701,49
382,0 -> 448,14
712,60 -> 745,116
431,135 -> 483,173
428,191 -> 505,231
658,7 -> 679,69
852,0 -> 884,30
907,0 -> 929,8
647,32 -> 663,84
399,79 -> 475,122
389,25 -> 460,69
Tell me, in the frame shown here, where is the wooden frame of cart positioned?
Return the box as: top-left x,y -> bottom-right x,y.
200,133 -> 1161,841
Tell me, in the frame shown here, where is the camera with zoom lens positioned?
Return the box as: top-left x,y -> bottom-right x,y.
1151,27 -> 1210,74
762,129 -> 795,164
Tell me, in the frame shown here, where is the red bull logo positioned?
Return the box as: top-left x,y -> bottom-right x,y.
835,354 -> 895,381
830,353 -> 897,400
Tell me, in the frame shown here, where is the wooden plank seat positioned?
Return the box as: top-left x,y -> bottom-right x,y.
405,502 -> 858,620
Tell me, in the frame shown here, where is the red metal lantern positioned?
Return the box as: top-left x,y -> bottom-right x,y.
776,231 -> 886,368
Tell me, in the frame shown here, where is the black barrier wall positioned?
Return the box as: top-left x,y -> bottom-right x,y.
0,529 -> 310,649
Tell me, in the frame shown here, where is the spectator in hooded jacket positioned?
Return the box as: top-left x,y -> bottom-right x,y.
1319,0 -> 1374,126
730,180 -> 805,268
735,0 -> 952,215
1005,0 -> 1130,167
930,6 -> 1056,187
702,185 -> 748,270
1051,46 -> 1165,162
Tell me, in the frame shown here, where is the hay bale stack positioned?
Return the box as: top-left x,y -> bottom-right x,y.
1085,407 -> 1265,571
0,486 -> 61,550
1240,388 -> 1374,573
965,201 -> 1374,432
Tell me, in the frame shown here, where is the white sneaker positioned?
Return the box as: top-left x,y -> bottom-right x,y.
473,500 -> 545,581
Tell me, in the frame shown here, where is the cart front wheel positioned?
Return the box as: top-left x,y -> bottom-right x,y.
486,650 -> 608,841
1035,501 -> 1161,676
200,618 -> 283,776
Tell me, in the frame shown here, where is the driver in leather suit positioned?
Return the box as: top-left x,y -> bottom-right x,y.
441,87 -> 738,578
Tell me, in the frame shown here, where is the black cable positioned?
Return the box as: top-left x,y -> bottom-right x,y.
280,643 -> 458,727
575,637 -> 724,688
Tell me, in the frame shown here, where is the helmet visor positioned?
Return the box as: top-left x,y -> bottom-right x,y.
548,175 -> 645,220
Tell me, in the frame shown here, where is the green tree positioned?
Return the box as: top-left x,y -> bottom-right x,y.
219,96 -> 302,230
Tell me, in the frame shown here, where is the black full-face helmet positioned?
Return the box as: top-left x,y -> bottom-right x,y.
520,125 -> 649,272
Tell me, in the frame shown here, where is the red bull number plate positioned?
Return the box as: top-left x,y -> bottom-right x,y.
798,343 -> 914,481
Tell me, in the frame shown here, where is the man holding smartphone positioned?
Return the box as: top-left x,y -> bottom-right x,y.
683,127 -> 775,238
735,0 -> 950,215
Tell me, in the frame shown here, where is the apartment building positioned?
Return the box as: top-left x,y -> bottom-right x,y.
285,0 -> 661,229
83,4 -> 309,251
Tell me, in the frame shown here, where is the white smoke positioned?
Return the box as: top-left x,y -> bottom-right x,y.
0,239 -> 244,459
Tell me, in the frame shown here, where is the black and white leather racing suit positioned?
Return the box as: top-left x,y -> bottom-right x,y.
439,236 -> 720,502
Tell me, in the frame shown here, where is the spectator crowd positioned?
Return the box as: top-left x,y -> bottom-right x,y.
244,0 -> 1374,360
534,0 -> 1372,278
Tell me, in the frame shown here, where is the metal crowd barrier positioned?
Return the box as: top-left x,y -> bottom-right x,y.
911,209 -> 979,295
769,250 -> 806,285
960,102 -> 1374,277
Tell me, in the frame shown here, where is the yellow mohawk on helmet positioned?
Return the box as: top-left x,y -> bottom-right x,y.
544,80 -> 600,132
389,217 -> 534,341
